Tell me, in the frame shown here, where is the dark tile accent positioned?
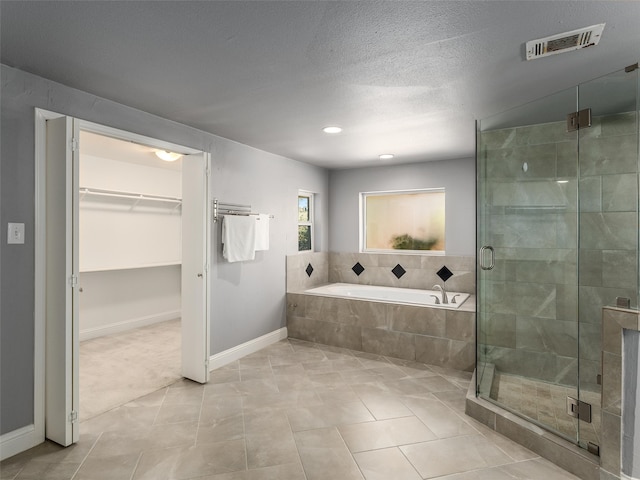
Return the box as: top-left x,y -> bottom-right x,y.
391,264 -> 406,279
352,262 -> 365,276
437,265 -> 453,282
305,263 -> 314,277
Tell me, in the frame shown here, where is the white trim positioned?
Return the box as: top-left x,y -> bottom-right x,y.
0,425 -> 37,461
360,187 -> 446,254
30,109 -> 211,458
79,310 -> 181,341
209,328 -> 288,371
34,109 -> 64,453
79,120 -> 201,156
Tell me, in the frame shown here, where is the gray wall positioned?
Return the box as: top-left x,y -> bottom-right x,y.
0,65 -> 328,434
328,158 -> 476,255
210,139 -> 328,353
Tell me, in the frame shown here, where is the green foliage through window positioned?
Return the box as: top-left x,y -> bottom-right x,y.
391,234 -> 438,250
298,225 -> 311,251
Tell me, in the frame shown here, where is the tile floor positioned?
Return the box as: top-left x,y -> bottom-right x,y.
492,372 -> 601,447
1,339 -> 581,480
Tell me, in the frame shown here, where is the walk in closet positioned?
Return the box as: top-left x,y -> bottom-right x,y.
78,131 -> 183,419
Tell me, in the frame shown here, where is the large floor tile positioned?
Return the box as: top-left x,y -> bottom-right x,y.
286,401 -> 375,431
400,434 -> 513,478
294,428 -> 364,480
133,441 -> 247,479
353,447 -> 421,480
1,338 -> 584,480
339,416 -> 436,452
402,396 -> 479,438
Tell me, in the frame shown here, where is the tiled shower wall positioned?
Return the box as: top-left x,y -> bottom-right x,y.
286,252 -> 476,294
480,111 -> 638,392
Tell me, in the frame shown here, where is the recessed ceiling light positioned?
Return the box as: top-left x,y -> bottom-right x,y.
155,150 -> 182,162
379,154 -> 394,160
322,126 -> 342,134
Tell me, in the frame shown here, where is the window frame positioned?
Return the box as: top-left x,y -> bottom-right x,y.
297,191 -> 314,252
360,187 -> 445,255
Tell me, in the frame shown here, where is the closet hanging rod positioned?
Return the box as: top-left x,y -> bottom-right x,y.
80,187 -> 182,204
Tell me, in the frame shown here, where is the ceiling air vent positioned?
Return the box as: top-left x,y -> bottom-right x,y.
526,23 -> 605,61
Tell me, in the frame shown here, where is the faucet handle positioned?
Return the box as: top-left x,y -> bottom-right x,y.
430,295 -> 441,305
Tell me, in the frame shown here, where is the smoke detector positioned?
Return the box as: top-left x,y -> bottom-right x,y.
526,23 -> 605,60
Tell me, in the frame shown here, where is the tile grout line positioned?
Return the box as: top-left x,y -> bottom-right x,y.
69,431 -> 103,480
128,451 -> 144,480
193,384 -> 206,450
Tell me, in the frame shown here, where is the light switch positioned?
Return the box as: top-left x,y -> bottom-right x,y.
7,223 -> 25,244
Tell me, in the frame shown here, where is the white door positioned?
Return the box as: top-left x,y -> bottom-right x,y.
181,153 -> 211,383
45,116 -> 79,446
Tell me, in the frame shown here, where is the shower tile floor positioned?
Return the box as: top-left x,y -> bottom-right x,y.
491,372 -> 601,447
2,339 -> 581,480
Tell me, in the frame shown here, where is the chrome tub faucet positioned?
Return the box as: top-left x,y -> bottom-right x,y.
432,284 -> 448,304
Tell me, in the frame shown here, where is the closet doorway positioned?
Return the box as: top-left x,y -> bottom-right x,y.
78,130 -> 184,420
37,111 -> 210,447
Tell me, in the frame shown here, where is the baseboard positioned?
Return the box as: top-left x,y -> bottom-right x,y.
79,310 -> 181,341
209,327 -> 288,370
621,474 -> 639,480
0,424 -> 40,461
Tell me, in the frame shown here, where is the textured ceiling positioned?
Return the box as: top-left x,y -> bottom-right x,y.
2,1 -> 639,169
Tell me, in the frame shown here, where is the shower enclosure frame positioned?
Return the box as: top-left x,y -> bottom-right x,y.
475,64 -> 639,463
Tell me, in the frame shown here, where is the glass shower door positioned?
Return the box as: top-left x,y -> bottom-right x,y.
478,65 -> 639,451
477,86 -> 581,443
575,66 -> 639,450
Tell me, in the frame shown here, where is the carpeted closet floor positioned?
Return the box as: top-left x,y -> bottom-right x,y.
79,319 -> 181,420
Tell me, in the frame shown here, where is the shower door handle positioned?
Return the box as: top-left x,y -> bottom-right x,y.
479,246 -> 495,271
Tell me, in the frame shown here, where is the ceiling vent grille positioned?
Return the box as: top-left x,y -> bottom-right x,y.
526,23 -> 605,60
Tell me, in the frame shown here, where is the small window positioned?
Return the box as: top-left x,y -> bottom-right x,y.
298,192 -> 314,252
361,189 -> 445,253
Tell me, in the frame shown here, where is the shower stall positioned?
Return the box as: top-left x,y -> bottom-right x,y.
476,64 -> 639,460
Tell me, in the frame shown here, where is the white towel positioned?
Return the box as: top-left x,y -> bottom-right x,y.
254,214 -> 270,251
222,215 -> 256,262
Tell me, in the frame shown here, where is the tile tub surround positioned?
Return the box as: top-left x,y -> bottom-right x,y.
329,252 -> 476,293
286,252 -> 329,292
601,307 -> 640,479
287,292 -> 476,371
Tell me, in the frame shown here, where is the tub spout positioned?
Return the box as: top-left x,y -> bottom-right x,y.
432,284 -> 448,304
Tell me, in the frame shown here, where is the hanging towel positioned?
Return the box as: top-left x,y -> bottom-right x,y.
254,214 -> 270,251
222,215 -> 256,262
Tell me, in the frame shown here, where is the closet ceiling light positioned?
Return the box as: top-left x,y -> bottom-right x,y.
322,126 -> 342,134
155,150 -> 182,162
379,154 -> 394,160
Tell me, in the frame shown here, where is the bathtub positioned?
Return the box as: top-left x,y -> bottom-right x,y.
304,283 -> 469,309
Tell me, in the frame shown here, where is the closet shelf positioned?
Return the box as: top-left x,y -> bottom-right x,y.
79,261 -> 182,273
79,187 -> 182,208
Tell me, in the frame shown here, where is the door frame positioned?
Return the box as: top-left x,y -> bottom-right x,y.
33,108 -> 210,448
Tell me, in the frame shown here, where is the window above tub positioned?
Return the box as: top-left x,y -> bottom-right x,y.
360,188 -> 445,254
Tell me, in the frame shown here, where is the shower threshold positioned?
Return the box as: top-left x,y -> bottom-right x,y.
466,370 -> 601,480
